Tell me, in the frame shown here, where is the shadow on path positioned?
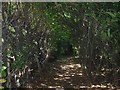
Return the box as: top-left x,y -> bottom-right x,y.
24,56 -> 119,89
25,56 -> 86,88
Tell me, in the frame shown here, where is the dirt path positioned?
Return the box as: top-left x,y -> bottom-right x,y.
25,56 -> 86,88
24,56 -> 120,89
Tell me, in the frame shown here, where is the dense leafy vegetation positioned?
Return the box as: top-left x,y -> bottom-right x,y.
2,2 -> 120,88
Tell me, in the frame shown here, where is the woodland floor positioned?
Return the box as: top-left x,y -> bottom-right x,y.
24,56 -> 119,89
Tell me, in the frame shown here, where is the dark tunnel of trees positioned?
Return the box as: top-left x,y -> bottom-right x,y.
1,2 -> 120,89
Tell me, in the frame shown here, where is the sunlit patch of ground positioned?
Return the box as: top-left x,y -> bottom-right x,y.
60,64 -> 81,70
48,86 -> 63,88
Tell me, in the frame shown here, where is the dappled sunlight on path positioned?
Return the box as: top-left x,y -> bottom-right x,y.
24,56 -> 85,88
24,56 -> 119,89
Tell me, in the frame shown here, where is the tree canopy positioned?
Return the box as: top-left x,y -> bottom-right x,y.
1,2 -> 120,89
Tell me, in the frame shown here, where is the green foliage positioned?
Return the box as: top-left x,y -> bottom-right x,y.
2,66 -> 7,71
0,66 -> 7,78
0,66 -> 7,89
2,71 -> 7,77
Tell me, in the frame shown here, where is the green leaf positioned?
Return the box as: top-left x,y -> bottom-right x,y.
2,66 -> 7,71
2,71 -> 7,77
106,12 -> 116,17
8,26 -> 15,32
0,86 -> 4,89
0,79 -> 6,83
108,29 -> 111,38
